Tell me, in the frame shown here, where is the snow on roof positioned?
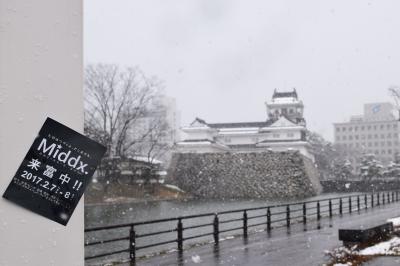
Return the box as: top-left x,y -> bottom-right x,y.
131,156 -> 162,164
165,184 -> 185,192
208,121 -> 271,129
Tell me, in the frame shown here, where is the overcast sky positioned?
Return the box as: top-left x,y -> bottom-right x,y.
85,0 -> 400,141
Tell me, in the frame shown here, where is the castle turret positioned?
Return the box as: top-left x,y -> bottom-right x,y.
266,88 -> 305,125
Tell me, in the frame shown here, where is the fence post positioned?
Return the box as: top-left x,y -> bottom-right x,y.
377,193 -> 380,206
339,198 -> 343,215
357,196 -> 360,211
388,192 -> 390,203
129,225 -> 136,263
177,218 -> 183,252
383,193 -> 386,205
303,203 -> 307,224
392,192 -> 395,203
371,193 -> 374,207
267,207 -> 271,231
316,201 -> 320,220
213,214 -> 219,244
349,197 -> 352,213
364,194 -> 368,209
329,200 -> 332,217
243,211 -> 248,237
286,205 -> 290,227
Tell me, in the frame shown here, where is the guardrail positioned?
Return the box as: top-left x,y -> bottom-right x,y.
85,191 -> 400,264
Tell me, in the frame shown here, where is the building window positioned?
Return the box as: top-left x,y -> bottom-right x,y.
388,133 -> 392,138
273,133 -> 280,138
343,127 -> 347,132
381,125 -> 384,130
349,135 -> 353,140
374,134 -> 378,139
355,126 -> 358,131
361,135 -> 366,140
287,133 -> 294,138
343,136 -> 347,140
361,126 -> 365,130
394,124 -> 398,130
388,149 -> 392,154
373,125 -> 377,130
224,137 -> 231,143
367,125 -> 371,130
387,141 -> 392,146
336,127 -> 341,132
387,124 -> 391,129
355,135 -> 359,140
336,136 -> 341,141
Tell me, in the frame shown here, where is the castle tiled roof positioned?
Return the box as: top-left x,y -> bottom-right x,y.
207,121 -> 274,129
272,89 -> 298,99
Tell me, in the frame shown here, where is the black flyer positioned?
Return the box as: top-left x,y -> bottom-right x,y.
3,117 -> 106,225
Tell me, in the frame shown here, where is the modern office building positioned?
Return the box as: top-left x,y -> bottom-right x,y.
333,102 -> 400,169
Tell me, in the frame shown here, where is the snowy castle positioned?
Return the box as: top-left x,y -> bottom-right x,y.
176,89 -> 314,161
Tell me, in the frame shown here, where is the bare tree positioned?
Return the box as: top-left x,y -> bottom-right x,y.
389,86 -> 400,120
84,64 -> 166,158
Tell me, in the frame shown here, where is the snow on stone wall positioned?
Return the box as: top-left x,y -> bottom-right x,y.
168,151 -> 322,199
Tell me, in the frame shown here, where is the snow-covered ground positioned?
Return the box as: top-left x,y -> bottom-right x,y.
358,237 -> 400,255
387,217 -> 400,227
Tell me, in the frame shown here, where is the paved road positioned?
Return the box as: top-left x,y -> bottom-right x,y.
133,202 -> 400,266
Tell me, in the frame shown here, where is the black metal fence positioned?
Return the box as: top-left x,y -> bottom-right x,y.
85,191 -> 400,264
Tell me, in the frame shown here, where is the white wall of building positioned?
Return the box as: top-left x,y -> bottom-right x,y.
0,0 -> 83,265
